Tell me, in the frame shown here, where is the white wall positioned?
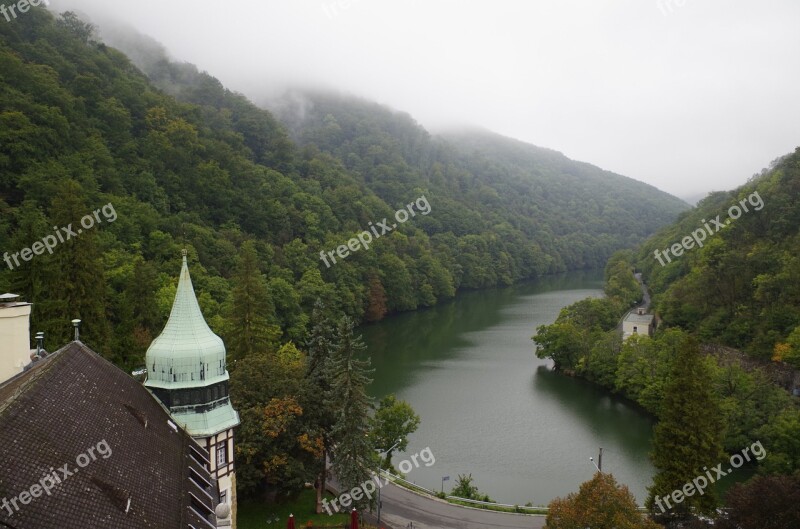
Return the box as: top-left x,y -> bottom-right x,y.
0,303 -> 32,384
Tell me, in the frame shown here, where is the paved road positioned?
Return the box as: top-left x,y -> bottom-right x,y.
375,480 -> 546,529
634,273 -> 651,311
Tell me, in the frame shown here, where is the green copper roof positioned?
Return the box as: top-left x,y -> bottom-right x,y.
170,400 -> 240,438
145,254 -> 228,390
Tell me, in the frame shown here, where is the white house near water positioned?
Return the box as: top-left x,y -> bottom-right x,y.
623,307 -> 654,340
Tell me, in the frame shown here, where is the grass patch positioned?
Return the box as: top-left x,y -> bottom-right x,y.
238,489 -> 350,529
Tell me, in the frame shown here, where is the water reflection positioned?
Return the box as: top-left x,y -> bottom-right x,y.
362,270 -> 655,504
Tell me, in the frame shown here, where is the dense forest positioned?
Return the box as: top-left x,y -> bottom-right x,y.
636,150 -> 800,361
0,7 -> 686,371
535,151 -> 800,521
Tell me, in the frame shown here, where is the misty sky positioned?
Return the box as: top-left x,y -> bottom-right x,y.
52,0 -> 800,202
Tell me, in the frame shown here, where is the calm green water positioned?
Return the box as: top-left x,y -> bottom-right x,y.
362,270 -> 655,506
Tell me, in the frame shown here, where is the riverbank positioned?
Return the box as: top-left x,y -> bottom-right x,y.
362,270 -> 655,505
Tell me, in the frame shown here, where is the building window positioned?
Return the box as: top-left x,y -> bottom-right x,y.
633,326 -> 638,333
220,489 -> 228,505
217,441 -> 227,467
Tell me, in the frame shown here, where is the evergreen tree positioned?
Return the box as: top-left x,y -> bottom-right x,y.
226,240 -> 280,361
43,181 -> 109,351
7,202 -> 56,337
304,300 -> 338,513
121,258 -> 162,368
646,335 -> 725,518
330,316 -> 375,510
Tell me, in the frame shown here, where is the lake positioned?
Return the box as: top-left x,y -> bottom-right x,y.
361,270 -> 655,506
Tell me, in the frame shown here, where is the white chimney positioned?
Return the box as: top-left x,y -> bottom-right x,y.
0,293 -> 33,385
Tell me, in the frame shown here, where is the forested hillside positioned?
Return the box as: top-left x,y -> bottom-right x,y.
534,149 -> 800,512
273,93 -> 689,273
1,7 -> 685,371
636,149 -> 800,360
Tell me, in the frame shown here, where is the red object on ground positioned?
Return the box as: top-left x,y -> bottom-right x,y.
350,508 -> 359,529
287,514 -> 296,529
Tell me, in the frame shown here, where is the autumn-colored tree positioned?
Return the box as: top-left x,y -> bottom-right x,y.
772,326 -> 800,368
230,343 -> 319,494
716,474 -> 800,529
546,472 -> 659,529
364,275 -> 388,322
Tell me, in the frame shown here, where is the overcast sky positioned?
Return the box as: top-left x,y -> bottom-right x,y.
52,0 -> 800,202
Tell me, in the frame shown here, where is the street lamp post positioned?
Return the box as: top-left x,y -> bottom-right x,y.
589,447 -> 603,473
376,438 -> 402,528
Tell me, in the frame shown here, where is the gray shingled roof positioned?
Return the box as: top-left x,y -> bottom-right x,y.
0,341 -> 219,529
624,313 -> 654,324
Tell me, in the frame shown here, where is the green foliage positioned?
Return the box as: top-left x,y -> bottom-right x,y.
637,150 -> 800,358
711,363 -> 791,453
329,317 -> 375,510
370,394 -> 420,469
451,473 -> 493,502
646,335 -> 725,516
614,333 -> 672,415
605,250 -> 642,311
533,297 -> 620,371
0,8 -> 686,371
756,407 -> 800,475
230,343 -> 319,496
224,240 -> 281,360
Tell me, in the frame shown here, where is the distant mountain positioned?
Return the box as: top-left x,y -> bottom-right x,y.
0,7 -> 686,369
268,91 -> 689,271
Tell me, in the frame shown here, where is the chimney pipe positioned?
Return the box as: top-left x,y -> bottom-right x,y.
35,332 -> 44,356
71,319 -> 82,342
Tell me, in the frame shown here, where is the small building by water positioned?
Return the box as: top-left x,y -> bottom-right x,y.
623,307 -> 654,340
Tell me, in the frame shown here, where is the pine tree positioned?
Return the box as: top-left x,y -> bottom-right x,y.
43,181 -> 109,350
646,334 -> 725,518
226,240 -> 280,361
305,300 -> 338,513
7,201 -> 56,339
330,316 -> 375,510
121,258 -> 162,368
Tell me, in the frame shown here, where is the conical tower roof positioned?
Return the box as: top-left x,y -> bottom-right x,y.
145,252 -> 227,389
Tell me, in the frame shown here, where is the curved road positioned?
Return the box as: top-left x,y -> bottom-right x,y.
375,480 -> 546,529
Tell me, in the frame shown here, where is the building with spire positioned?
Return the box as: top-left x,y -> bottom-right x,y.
0,295 -> 232,528
145,252 -> 240,525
